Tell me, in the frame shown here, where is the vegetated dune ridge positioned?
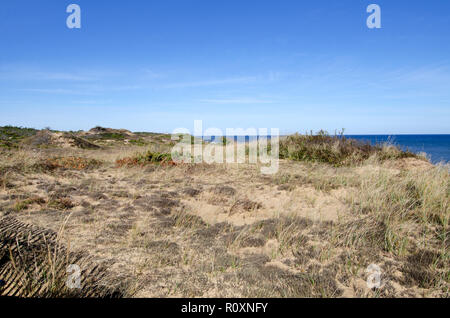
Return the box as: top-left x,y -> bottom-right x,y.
0,126 -> 448,298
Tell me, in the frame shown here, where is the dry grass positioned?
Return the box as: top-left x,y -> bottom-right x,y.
332,165 -> 449,295
0,129 -> 448,298
116,151 -> 174,167
36,157 -> 103,171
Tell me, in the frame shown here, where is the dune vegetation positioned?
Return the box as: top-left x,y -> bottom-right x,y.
0,126 -> 448,298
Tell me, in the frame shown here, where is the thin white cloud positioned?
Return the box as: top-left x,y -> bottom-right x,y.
141,69 -> 165,79
198,98 -> 274,104
18,88 -> 87,94
162,76 -> 258,89
33,72 -> 94,81
387,65 -> 450,85
0,70 -> 95,82
17,84 -> 143,95
0,65 -> 122,82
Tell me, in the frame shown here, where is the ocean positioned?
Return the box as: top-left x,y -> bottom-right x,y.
346,135 -> 450,164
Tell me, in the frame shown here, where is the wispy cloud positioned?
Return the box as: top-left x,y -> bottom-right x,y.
161,76 -> 258,89
383,64 -> 450,85
0,70 -> 96,82
17,84 -> 144,95
198,98 -> 274,104
141,69 -> 165,79
18,88 -> 84,94
31,72 -> 94,81
0,65 -> 123,82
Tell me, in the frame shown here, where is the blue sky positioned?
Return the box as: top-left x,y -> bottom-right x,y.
0,0 -> 449,134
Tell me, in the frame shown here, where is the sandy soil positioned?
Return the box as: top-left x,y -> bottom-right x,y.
0,146 -> 447,298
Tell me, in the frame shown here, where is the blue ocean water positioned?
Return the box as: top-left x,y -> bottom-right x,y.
346,135 -> 450,164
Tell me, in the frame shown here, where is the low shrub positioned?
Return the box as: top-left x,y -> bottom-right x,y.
0,126 -> 38,148
116,151 -> 174,167
279,130 -> 418,166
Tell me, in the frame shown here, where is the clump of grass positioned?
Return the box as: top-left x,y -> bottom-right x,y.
0,149 -> 41,177
35,157 -> 103,171
171,210 -> 207,229
335,165 -> 449,291
116,150 -> 174,167
11,196 -> 75,212
280,130 -> 419,166
0,170 -> 13,190
351,167 -> 449,228
229,198 -> 262,214
13,196 -> 46,212
48,198 -> 75,210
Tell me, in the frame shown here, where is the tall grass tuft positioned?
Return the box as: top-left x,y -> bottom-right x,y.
339,165 -> 449,259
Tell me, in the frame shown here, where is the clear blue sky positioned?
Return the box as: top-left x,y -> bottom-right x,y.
1,0 -> 449,134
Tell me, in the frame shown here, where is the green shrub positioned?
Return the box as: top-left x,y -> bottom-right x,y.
129,138 -> 147,146
279,130 -> 418,166
0,126 -> 38,148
